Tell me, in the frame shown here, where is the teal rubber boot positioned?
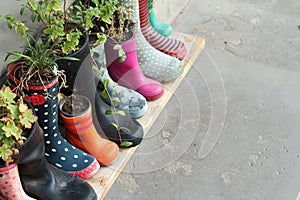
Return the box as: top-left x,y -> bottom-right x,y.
149,0 -> 173,37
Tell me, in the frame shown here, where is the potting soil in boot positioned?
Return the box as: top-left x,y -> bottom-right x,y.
91,45 -> 148,118
0,164 -> 34,200
148,0 -> 173,37
22,79 -> 100,179
118,0 -> 184,83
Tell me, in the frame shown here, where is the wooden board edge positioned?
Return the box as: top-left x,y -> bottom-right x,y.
86,34 -> 205,200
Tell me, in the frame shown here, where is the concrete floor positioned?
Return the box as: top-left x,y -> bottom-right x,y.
105,0 -> 300,200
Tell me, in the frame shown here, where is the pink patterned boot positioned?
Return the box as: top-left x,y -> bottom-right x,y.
0,164 -> 34,200
105,30 -> 164,101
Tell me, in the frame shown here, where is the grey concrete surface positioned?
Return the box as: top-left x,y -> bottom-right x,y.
105,0 -> 300,200
0,0 -> 27,76
154,0 -> 192,24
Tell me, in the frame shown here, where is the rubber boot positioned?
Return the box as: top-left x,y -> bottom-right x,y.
105,30 -> 164,101
57,44 -> 145,147
57,25 -> 90,96
95,89 -> 144,147
119,0 -> 184,82
139,0 -> 186,59
59,95 -> 119,165
13,122 -> 97,200
148,0 -> 173,37
6,62 -> 100,179
91,44 -> 148,118
0,164 -> 34,200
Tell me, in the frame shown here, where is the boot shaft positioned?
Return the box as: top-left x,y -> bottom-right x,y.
21,79 -> 59,135
56,29 -> 90,96
139,0 -> 151,28
104,30 -> 138,68
0,164 -> 34,200
59,95 -> 94,135
13,122 -> 51,178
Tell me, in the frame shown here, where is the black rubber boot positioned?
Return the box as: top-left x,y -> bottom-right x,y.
13,122 -> 97,200
95,88 -> 144,147
57,28 -> 90,96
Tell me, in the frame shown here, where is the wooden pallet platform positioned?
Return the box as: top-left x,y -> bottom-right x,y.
86,33 -> 205,200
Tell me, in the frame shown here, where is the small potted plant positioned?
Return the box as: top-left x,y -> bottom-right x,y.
3,0 -> 116,95
5,35 -> 70,92
0,86 -> 37,199
73,0 -> 119,45
6,0 -> 93,95
17,0 -> 87,56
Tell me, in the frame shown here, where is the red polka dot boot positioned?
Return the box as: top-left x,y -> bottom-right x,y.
0,164 -> 34,200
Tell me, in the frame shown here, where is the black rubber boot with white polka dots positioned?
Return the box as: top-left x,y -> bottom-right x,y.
6,62 -> 100,179
22,79 -> 100,179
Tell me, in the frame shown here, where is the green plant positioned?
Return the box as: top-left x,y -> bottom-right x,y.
103,79 -> 132,148
107,5 -> 135,41
3,1 -> 83,86
3,0 -> 121,55
78,1 -> 131,61
5,35 -> 76,86
17,0 -> 83,55
4,0 -> 87,55
72,0 -> 119,46
92,64 -> 132,148
88,3 -> 135,42
0,86 -> 37,166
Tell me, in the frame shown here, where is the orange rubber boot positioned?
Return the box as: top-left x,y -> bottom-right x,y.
59,95 -> 119,165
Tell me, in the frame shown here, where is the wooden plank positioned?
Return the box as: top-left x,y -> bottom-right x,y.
86,33 -> 205,200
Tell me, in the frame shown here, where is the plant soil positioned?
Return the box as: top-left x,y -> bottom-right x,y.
108,30 -> 133,44
62,96 -> 89,115
23,68 -> 55,85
